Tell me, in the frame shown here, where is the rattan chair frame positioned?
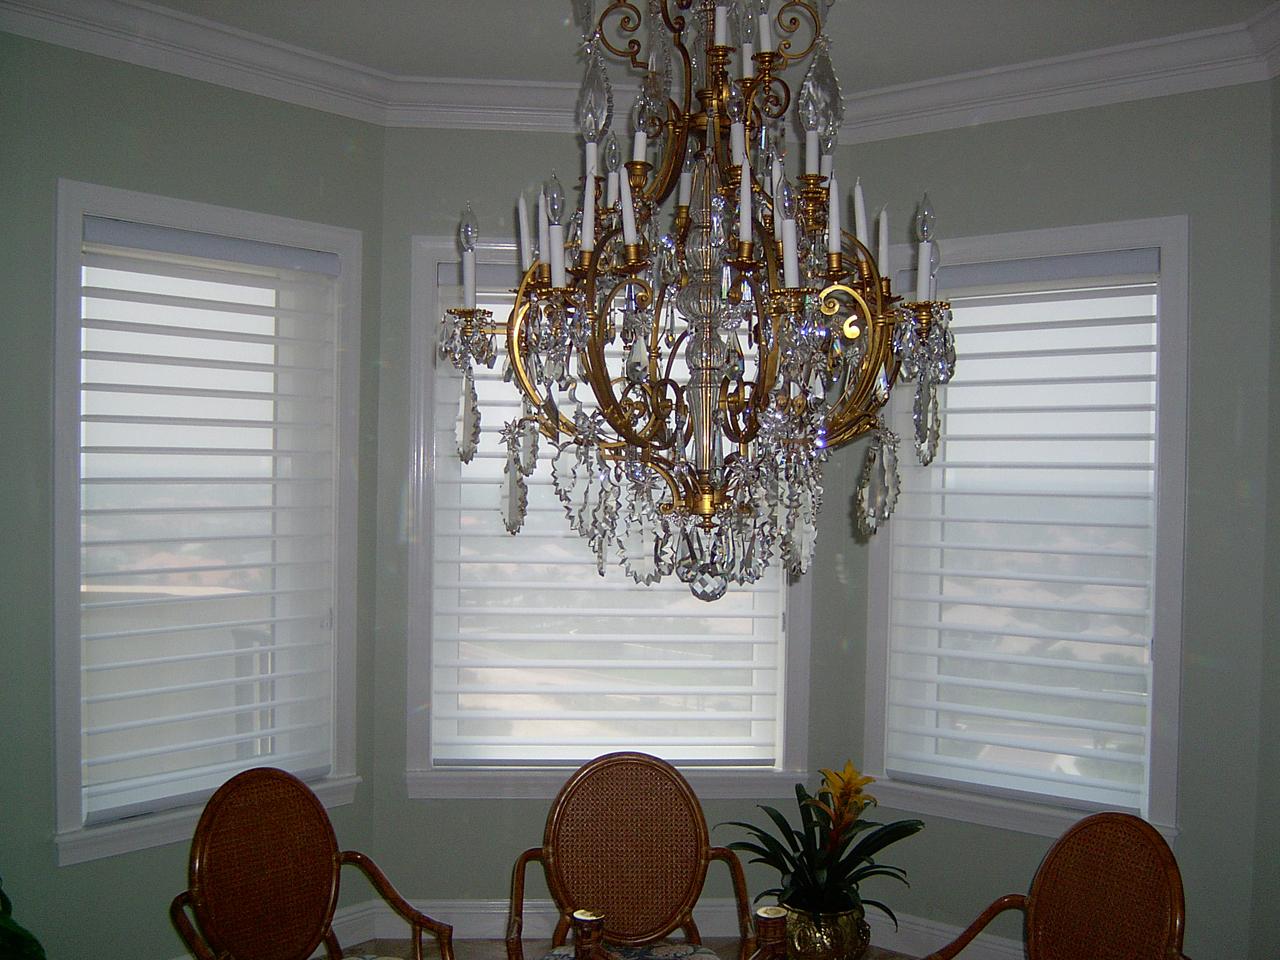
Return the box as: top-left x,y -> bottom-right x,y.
921,812 -> 1190,960
171,767 -> 454,960
506,753 -> 756,960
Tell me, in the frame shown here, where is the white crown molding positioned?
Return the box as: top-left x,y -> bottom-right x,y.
843,15 -> 1279,143
2,0 -> 1278,139
1250,2 -> 1280,78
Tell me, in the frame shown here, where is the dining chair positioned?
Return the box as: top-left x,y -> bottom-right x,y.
921,811 -> 1190,959
506,752 -> 757,960
171,767 -> 454,960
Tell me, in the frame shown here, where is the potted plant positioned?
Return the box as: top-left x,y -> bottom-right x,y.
722,762 -> 924,960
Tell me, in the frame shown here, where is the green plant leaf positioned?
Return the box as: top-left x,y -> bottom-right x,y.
847,863 -> 910,886
847,819 -> 924,863
758,803 -> 803,853
724,825 -> 799,874
861,898 -> 900,929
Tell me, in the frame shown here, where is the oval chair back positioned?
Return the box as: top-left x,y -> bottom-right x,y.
1025,812 -> 1186,959
542,752 -> 711,945
180,767 -> 341,960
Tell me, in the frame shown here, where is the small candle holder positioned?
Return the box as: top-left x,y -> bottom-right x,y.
625,160 -> 652,194
576,249 -> 596,272
726,239 -> 758,273
673,205 -> 691,235
826,250 -> 844,278
621,242 -> 651,274
571,909 -> 605,960
798,173 -> 828,230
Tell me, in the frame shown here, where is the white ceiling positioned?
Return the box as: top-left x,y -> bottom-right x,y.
126,0 -> 1277,89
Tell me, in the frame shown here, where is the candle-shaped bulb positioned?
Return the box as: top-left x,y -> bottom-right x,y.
546,172 -> 565,226
603,130 -> 621,172
915,193 -> 935,242
741,1 -> 759,44
576,47 -> 612,143
726,83 -> 745,124
779,178 -> 795,220
459,203 -> 478,252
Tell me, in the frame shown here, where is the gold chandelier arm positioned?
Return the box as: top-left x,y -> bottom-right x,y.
506,275 -> 582,442
818,287 -> 901,450
774,1 -> 822,68
596,0 -> 646,69
641,100 -> 690,206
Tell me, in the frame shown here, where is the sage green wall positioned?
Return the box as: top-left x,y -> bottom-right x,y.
822,84 -> 1275,958
3,25 -> 1278,960
0,32 -> 386,959
1249,74 -> 1280,959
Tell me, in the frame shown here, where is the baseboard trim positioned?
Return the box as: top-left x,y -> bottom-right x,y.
323,898 -> 1022,960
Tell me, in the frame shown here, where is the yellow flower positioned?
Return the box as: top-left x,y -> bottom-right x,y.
820,760 -> 876,815
808,761 -> 877,849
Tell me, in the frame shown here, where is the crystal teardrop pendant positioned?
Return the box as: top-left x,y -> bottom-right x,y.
500,425 -> 528,535
457,368 -> 480,464
856,430 -> 900,536
914,380 -> 941,465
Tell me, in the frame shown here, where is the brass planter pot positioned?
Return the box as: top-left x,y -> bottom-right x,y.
784,905 -> 872,960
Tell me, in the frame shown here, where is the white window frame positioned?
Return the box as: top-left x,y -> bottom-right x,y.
405,234 -> 812,799
53,180 -> 362,864
864,216 -> 1188,839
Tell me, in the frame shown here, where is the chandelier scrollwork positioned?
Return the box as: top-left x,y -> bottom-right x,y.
441,0 -> 955,600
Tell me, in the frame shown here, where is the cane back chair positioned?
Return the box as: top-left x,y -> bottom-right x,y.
922,811 -> 1190,960
507,752 -> 756,960
171,767 -> 454,960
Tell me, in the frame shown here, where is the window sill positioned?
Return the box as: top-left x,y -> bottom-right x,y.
55,774 -> 361,866
405,766 -> 807,800
864,776 -> 1178,842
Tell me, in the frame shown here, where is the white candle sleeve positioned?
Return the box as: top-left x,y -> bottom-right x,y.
619,173 -> 638,245
820,154 -> 833,179
731,122 -> 746,168
782,218 -> 799,287
549,224 -> 566,286
758,12 -> 773,50
739,168 -> 753,243
632,130 -> 647,162
714,5 -> 727,44
741,41 -> 754,77
517,195 -> 532,271
537,191 -> 549,265
462,249 -> 476,308
878,207 -> 890,277
853,178 -> 868,246
827,175 -> 840,253
606,170 -> 619,208
581,143 -> 597,253
678,170 -> 692,207
805,131 -> 819,175
916,241 -> 930,301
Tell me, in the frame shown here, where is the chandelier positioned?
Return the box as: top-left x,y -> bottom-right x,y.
441,0 -> 955,601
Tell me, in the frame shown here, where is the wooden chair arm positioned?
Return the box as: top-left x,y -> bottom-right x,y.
507,848 -> 545,960
341,850 -> 455,960
709,846 -> 757,960
919,894 -> 1026,960
170,891 -> 220,960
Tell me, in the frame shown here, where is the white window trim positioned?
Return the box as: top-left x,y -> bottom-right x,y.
53,179 -> 363,864
864,216 -> 1188,840
404,234 -> 812,800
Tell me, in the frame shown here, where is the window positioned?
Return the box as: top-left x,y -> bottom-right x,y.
865,218 -> 1187,836
406,237 -> 811,797
54,181 -> 361,863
